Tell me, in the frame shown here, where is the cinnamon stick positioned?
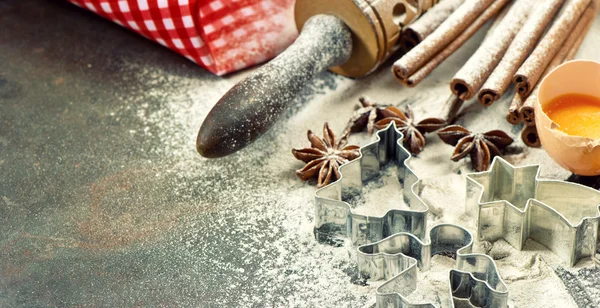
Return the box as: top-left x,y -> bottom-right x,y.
440,94 -> 465,123
477,0 -> 565,106
564,20 -> 593,60
506,94 -> 523,125
392,0 -> 496,80
450,0 -> 534,100
399,0 -> 465,52
519,1 -> 598,126
521,125 -> 541,147
514,0 -> 592,99
400,0 -> 510,88
484,0 -> 513,35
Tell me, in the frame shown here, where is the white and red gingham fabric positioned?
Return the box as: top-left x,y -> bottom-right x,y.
68,0 -> 298,75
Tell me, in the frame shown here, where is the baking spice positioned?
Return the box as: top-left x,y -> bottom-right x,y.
399,0 -> 465,52
292,123 -> 360,188
375,106 -> 445,155
440,95 -> 465,124
344,97 -> 389,135
398,0 -> 510,87
478,0 -> 565,106
117,27 -> 598,305
513,0 -> 592,99
521,125 -> 541,148
393,0 -> 497,80
506,94 -> 523,125
450,0 -> 534,100
519,1 -> 598,126
437,125 -> 514,171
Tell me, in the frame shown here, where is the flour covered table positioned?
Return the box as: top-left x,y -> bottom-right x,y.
1,1 -> 600,307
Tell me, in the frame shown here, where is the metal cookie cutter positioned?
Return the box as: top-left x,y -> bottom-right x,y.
314,122 -> 428,246
358,224 -> 508,308
314,123 -> 508,307
466,157 -> 600,267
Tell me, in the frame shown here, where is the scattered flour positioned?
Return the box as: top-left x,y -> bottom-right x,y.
405,255 -> 455,307
473,239 -> 578,308
346,165 -> 409,217
112,17 -> 600,307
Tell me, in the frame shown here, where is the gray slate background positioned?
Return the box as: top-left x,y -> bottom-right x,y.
2,1 -> 600,307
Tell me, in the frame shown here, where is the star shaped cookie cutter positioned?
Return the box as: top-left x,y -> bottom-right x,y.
314,122 -> 508,307
466,157 -> 600,267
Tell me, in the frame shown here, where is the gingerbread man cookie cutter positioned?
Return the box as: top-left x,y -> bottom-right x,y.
314,123 -> 508,307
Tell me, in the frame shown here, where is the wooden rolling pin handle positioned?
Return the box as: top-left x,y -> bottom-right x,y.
196,15 -> 353,158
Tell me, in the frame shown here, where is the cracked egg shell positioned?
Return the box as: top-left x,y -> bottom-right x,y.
536,60 -> 600,176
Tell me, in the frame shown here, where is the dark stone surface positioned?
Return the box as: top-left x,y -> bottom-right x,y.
0,1 -> 229,306
3,1 -> 600,307
0,2 -> 350,306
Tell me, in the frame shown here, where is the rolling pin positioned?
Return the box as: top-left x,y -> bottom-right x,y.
197,0 -> 438,158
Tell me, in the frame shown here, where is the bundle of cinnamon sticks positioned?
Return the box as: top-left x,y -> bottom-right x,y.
392,0 -> 599,147
512,0 -> 598,147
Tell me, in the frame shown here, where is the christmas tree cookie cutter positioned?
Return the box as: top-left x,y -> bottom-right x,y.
466,157 -> 600,267
314,122 -> 428,246
314,122 -> 508,307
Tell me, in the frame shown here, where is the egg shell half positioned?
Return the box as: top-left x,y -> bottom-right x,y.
536,60 -> 600,176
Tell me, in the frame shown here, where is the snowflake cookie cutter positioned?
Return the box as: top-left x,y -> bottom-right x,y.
466,157 -> 600,267
314,122 -> 508,307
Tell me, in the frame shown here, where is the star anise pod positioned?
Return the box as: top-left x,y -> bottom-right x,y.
292,123 -> 360,188
344,96 -> 389,135
437,125 -> 514,172
375,106 -> 446,155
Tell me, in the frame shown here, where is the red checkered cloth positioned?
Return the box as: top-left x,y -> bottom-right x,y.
68,0 -> 298,75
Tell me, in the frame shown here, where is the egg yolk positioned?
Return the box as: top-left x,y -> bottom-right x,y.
543,93 -> 600,139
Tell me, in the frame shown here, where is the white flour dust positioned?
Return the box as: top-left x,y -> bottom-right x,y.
114,16 -> 600,307
405,255 -> 455,307
347,166 -> 410,217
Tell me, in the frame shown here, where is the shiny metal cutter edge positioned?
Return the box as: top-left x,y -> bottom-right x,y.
358,224 -> 508,308
314,122 -> 427,246
466,157 -> 600,267
314,123 -> 508,307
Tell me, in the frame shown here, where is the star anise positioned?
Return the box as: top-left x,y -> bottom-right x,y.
375,106 -> 446,155
344,96 -> 389,135
292,123 -> 360,188
437,125 -> 514,172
